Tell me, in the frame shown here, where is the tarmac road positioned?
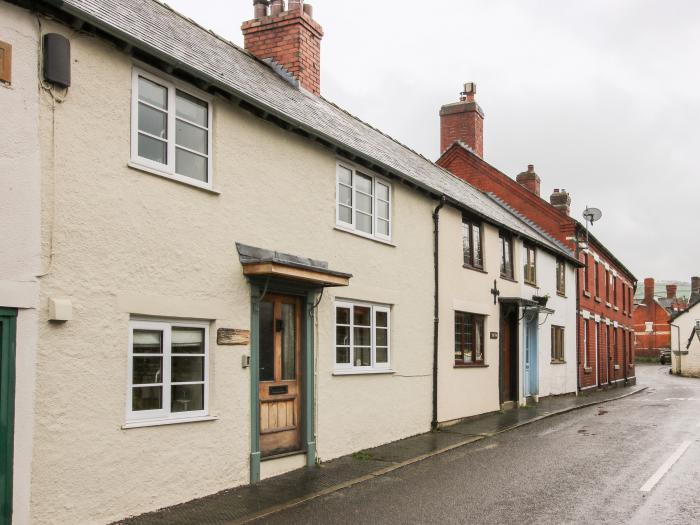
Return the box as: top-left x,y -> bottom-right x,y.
255,365 -> 700,524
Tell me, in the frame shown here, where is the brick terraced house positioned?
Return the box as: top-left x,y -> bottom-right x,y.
436,85 -> 637,391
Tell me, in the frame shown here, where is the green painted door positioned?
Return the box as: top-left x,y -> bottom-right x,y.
0,308 -> 17,524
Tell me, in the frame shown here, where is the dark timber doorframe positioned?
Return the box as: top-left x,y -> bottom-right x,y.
249,280 -> 318,483
499,302 -> 519,405
0,307 -> 17,524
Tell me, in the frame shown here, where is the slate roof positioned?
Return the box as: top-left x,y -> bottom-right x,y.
236,243 -> 351,279
50,0 -> 572,258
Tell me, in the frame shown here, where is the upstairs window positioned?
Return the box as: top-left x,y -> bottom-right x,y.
131,69 -> 212,189
613,276 -> 618,306
500,232 -> 514,279
336,164 -> 391,241
556,259 -> 566,295
594,262 -> 600,297
605,270 -> 611,303
462,217 -> 483,269
584,254 -> 590,293
454,311 -> 485,366
524,244 -> 537,286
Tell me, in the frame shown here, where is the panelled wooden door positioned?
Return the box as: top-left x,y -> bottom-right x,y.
258,294 -> 302,458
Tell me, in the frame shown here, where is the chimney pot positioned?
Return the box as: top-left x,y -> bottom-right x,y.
303,3 -> 313,17
254,0 -> 270,18
528,164 -> 534,173
270,0 -> 284,16
289,0 -> 302,11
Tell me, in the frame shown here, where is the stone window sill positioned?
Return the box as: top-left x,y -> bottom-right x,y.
551,360 -> 567,365
332,369 -> 395,376
463,265 -> 487,274
500,275 -> 518,283
583,367 -> 593,374
583,291 -> 592,298
594,297 -> 602,303
454,363 -> 489,369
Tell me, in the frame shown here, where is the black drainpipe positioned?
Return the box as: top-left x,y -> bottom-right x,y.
432,195 -> 447,431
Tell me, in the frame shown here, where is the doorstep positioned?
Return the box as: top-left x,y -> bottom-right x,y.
115,384 -> 648,525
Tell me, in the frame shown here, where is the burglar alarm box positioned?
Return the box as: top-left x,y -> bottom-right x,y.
43,33 -> 71,88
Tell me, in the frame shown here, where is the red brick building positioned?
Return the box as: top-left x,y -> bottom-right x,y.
436,84 -> 637,390
634,277 -> 698,358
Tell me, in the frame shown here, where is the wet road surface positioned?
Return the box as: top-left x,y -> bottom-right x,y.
255,365 -> 700,524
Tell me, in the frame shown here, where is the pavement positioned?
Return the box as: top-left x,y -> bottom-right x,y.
117,380 -> 647,525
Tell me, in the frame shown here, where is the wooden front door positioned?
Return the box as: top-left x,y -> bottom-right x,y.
258,294 -> 302,458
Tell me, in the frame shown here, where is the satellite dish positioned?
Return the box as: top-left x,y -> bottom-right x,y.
583,207 -> 602,225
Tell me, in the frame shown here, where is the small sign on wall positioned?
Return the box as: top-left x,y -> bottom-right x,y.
490,332 -> 499,340
217,328 -> 250,346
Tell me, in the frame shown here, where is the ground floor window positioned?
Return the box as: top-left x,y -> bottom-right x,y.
455,311 -> 485,365
334,302 -> 390,371
127,319 -> 209,422
551,325 -> 565,362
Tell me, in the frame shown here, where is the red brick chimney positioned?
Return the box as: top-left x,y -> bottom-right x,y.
644,278 -> 655,303
692,276 -> 700,294
439,83 -> 484,157
666,284 -> 677,299
549,188 -> 571,215
242,0 -> 323,96
516,165 -> 541,197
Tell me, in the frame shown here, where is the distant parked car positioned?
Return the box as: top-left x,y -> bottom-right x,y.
659,349 -> 672,365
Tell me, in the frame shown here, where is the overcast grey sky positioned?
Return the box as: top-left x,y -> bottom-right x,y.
167,0 -> 700,283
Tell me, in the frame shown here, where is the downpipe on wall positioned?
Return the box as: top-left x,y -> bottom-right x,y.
431,195 -> 447,431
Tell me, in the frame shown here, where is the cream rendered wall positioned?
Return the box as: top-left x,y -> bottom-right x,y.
0,4 -> 41,524
437,207 -> 520,423
671,305 -> 700,376
517,244 -> 577,401
30,15 -> 434,525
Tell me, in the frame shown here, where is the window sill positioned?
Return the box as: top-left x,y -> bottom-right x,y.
557,292 -> 567,298
524,281 -> 538,289
583,367 -> 593,374
594,297 -> 602,303
127,162 -> 220,195
332,369 -> 395,376
613,306 -> 619,312
333,226 -> 395,247
551,360 -> 566,365
122,415 -> 218,429
605,302 -> 612,308
583,291 -> 592,298
463,265 -> 487,273
454,363 -> 489,368
500,275 -> 517,283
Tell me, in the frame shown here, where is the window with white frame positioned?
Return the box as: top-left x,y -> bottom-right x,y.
334,302 -> 390,371
336,163 -> 391,240
131,69 -> 213,188
127,319 -> 209,422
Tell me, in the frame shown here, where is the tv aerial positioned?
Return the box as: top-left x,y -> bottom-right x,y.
581,206 -> 602,248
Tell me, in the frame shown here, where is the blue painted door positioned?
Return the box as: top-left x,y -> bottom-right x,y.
523,318 -> 539,397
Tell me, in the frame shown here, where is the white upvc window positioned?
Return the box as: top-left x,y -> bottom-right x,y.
336,163 -> 392,241
131,68 -> 213,190
127,319 -> 209,423
334,301 -> 391,372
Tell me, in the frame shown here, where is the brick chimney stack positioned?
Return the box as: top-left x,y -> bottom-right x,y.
644,278 -> 655,303
439,83 -> 484,157
550,188 -> 571,215
242,0 -> 323,96
666,284 -> 677,299
516,165 -> 541,197
692,276 -> 700,294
